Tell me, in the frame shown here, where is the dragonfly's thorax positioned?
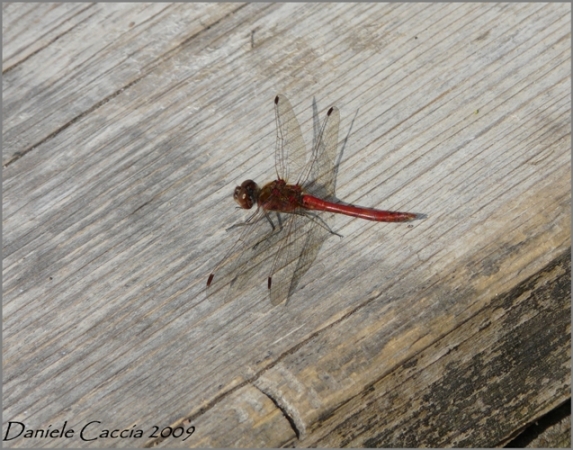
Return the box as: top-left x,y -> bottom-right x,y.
258,179 -> 304,213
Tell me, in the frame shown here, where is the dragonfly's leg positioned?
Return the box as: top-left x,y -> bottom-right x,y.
262,211 -> 286,233
264,211 -> 277,231
226,209 -> 265,232
251,211 -> 284,250
275,211 -> 285,232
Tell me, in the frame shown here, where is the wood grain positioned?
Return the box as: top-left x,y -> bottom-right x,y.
3,3 -> 570,447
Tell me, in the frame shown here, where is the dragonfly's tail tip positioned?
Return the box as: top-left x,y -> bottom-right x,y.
411,213 -> 427,220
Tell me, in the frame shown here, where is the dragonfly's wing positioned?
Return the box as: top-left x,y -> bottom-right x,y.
209,208 -> 334,307
266,103 -> 341,305
287,212 -> 334,301
266,209 -> 333,306
312,96 -> 320,151
303,105 -> 340,199
206,209 -> 285,303
274,95 -> 308,183
266,212 -> 310,305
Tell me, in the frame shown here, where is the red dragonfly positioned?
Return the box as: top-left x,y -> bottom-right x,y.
207,95 -> 421,305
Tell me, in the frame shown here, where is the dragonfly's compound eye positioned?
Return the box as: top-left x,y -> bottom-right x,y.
233,180 -> 259,209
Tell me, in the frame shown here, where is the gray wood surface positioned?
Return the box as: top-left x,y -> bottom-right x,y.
3,3 -> 570,447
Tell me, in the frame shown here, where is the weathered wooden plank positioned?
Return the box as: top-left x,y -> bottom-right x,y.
3,3 -> 92,68
2,3 -> 570,448
2,2 -> 244,165
295,250 -> 571,447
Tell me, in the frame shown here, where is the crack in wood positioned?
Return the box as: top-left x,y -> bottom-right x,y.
504,399 -> 571,447
254,384 -> 302,440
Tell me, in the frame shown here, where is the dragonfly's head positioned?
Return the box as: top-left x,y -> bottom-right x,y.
234,179 -> 260,209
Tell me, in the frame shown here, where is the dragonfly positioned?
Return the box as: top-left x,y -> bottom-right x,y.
207,95 -> 421,306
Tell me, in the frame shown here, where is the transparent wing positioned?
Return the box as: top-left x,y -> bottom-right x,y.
267,210 -> 332,306
206,209 -> 284,303
268,101 -> 341,305
301,106 -> 340,199
266,212 -> 310,306
207,208 -> 332,306
274,95 -> 308,183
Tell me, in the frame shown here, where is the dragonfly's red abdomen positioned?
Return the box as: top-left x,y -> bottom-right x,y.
302,194 -> 417,222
